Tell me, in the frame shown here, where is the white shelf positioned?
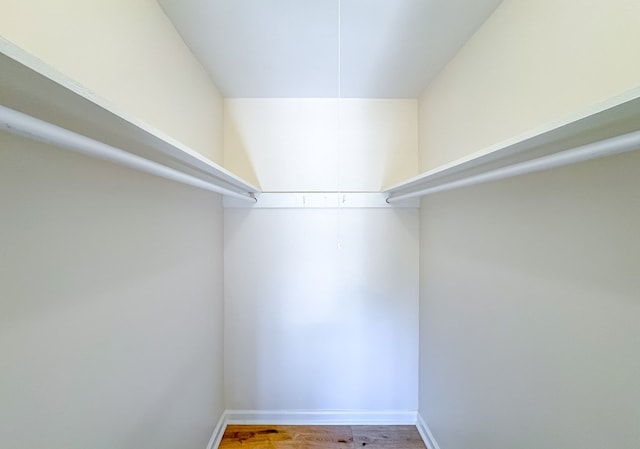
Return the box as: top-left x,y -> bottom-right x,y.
385,87 -> 640,202
5,36 -> 637,205
0,38 -> 260,200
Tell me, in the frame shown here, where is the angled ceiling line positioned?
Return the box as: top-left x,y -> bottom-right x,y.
157,0 -> 503,98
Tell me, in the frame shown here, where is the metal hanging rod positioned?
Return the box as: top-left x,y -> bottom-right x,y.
0,105 -> 257,201
386,129 -> 640,203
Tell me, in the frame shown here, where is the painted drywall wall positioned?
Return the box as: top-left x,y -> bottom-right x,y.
224,98 -> 418,190
0,0 -> 223,162
0,133 -> 225,449
419,0 -> 640,170
223,97 -> 420,412
418,151 -> 640,449
417,1 -> 640,447
225,208 -> 419,411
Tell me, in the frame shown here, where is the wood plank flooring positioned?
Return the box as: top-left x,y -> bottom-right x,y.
219,425 -> 428,449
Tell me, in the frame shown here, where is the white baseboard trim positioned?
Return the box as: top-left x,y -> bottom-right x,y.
223,409 -> 417,426
205,412 -> 228,449
416,413 -> 442,449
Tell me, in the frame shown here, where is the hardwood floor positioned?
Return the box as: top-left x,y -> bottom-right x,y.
219,425 -> 428,449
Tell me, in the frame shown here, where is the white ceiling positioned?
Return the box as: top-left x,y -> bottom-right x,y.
157,0 -> 502,98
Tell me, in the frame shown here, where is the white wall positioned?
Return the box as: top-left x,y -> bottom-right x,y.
225,208 -> 419,411
418,151 -> 640,449
225,99 -> 418,190
419,0 -> 640,171
0,0 -> 224,162
417,1 -> 640,447
223,98 -> 420,412
0,134 -> 225,449
0,2 -> 227,447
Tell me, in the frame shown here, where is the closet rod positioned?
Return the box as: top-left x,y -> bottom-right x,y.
387,129 -> 640,203
0,105 -> 256,201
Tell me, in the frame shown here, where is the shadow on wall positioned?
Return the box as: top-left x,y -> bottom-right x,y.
224,113 -> 261,189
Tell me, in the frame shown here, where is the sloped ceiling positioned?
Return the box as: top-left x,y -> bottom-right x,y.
158,0 -> 502,98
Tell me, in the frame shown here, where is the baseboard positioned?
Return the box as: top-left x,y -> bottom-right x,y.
416,413 -> 442,449
205,412 -> 228,449
224,409 -> 417,426
207,409 -> 423,449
